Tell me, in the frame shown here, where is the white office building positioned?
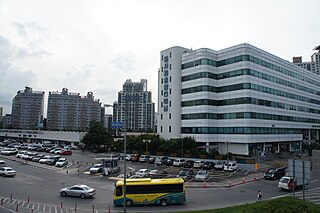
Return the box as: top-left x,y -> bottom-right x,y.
158,43 -> 320,156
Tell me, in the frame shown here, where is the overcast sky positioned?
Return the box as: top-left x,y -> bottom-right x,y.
0,0 -> 319,115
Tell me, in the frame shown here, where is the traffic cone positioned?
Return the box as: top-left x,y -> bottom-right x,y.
242,176 -> 245,184
203,181 -> 207,188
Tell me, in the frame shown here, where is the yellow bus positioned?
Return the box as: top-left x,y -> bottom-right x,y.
113,178 -> 186,207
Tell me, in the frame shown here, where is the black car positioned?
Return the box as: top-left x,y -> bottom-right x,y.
166,159 -> 174,166
184,160 -> 194,168
264,167 -> 286,180
203,161 -> 215,170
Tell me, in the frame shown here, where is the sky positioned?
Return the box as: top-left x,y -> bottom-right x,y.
0,0 -> 319,115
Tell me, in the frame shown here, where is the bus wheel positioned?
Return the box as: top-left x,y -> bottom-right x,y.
126,200 -> 133,207
160,199 -> 167,206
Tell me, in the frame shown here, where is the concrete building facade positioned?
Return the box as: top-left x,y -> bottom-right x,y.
11,87 -> 44,130
158,44 -> 320,156
113,79 -> 155,132
47,88 -> 102,131
293,45 -> 320,75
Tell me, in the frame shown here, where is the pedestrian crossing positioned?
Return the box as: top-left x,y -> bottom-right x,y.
294,186 -> 320,205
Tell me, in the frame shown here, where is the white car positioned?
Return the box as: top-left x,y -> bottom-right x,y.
195,170 -> 209,181
214,161 -> 225,170
55,158 -> 68,167
0,167 -> 16,177
135,169 -> 150,178
89,164 -> 103,173
223,162 -> 238,172
16,151 -> 29,158
39,156 -> 51,164
193,160 -> 205,169
0,160 -> 6,167
173,159 -> 186,167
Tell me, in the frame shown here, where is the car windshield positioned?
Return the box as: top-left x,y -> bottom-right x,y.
179,171 -> 188,175
7,169 -> 13,171
267,169 -> 276,174
198,171 -> 206,175
92,164 -> 101,168
279,178 -> 290,183
83,186 -> 91,190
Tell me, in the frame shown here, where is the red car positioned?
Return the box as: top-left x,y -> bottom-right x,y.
60,150 -> 72,155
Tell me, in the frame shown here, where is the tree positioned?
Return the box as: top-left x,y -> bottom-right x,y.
81,121 -> 113,152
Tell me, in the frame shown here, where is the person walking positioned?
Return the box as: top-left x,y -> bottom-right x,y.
257,190 -> 262,202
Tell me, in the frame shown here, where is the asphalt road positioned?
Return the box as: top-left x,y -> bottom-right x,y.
1,152 -> 319,213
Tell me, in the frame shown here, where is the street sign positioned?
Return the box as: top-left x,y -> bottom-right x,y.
288,159 -> 311,180
112,122 -> 124,129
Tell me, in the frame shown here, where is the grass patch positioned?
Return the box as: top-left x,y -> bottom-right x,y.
173,197 -> 320,213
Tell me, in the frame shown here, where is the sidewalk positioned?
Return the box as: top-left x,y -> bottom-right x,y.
186,172 -> 264,188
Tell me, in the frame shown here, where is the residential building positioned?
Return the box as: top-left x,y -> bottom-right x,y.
104,114 -> 112,131
2,114 -> 12,129
113,79 -> 155,132
11,86 -> 44,130
293,45 -> 320,75
47,88 -> 102,131
158,43 -> 320,156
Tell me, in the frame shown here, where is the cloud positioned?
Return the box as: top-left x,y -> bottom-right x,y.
12,22 -> 50,39
0,35 -> 36,114
111,52 -> 136,72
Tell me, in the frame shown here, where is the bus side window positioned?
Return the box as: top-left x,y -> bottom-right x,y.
116,186 -> 123,196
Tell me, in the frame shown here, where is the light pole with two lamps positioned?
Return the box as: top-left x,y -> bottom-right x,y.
104,104 -> 127,213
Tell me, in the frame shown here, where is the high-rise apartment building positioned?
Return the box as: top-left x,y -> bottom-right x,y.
293,45 -> 320,75
113,79 -> 155,132
47,88 -> 102,131
11,86 -> 44,129
158,44 -> 320,155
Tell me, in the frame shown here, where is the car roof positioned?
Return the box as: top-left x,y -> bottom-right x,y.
2,167 -> 13,169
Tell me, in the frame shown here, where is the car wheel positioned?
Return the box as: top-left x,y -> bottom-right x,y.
126,200 -> 133,207
80,193 -> 86,199
61,192 -> 67,197
160,199 -> 167,206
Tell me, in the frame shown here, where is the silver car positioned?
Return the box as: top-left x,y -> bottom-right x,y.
60,184 -> 96,199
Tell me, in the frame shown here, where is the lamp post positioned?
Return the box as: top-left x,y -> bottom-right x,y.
226,141 -> 229,171
104,104 -> 127,213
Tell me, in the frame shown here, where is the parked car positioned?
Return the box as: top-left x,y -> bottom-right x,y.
135,168 -> 150,178
178,169 -> 194,181
46,156 -> 61,165
89,164 -> 103,173
264,167 -> 286,180
0,160 -> 6,167
203,161 -> 215,170
39,156 -> 51,164
166,158 -> 174,166
173,159 -> 186,167
60,184 -> 96,199
50,148 -> 63,154
193,160 -> 205,169
214,161 -> 225,170
55,158 -> 68,167
120,154 -> 131,161
32,154 -> 45,162
138,155 -> 150,163
224,162 -> 238,172
130,154 -> 141,162
195,170 -> 209,181
155,156 -> 169,165
148,169 -> 168,178
148,156 -> 155,164
16,150 -> 29,158
60,150 -> 72,155
184,160 -> 195,168
1,148 -> 18,155
0,167 -> 16,177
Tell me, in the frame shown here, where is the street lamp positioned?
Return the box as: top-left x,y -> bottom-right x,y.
104,104 -> 127,213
